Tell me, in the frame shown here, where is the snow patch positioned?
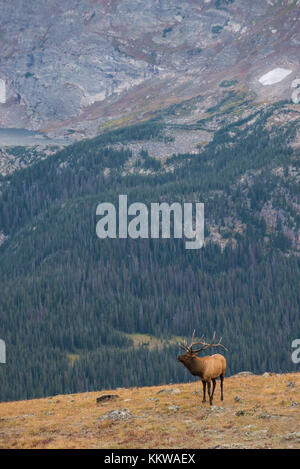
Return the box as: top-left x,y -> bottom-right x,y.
259,68 -> 292,86
224,21 -> 242,34
292,89 -> 300,104
291,79 -> 300,104
175,14 -> 183,23
291,79 -> 300,89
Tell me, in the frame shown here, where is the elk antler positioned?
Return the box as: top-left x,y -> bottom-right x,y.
179,336 -> 190,352
179,329 -> 202,352
191,331 -> 228,354
179,330 -> 228,353
188,329 -> 205,350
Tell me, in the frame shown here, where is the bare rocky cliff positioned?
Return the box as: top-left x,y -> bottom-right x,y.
0,0 -> 300,139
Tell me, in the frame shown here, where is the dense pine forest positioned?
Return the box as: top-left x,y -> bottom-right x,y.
0,104 -> 300,402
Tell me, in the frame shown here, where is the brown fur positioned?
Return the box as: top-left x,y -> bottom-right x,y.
178,352 -> 226,405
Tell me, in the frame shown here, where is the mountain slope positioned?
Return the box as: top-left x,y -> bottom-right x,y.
0,0 -> 300,404
0,106 -> 299,402
0,0 -> 300,139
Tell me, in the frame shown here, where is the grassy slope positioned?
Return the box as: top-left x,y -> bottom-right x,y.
0,373 -> 300,449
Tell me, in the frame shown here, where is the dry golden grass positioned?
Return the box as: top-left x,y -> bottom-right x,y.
0,373 -> 300,449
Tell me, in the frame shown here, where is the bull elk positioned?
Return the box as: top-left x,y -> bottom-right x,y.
178,331 -> 227,406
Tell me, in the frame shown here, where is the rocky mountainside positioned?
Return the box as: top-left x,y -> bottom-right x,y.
0,0 -> 300,140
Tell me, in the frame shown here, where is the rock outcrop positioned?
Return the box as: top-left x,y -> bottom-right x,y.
0,0 -> 300,138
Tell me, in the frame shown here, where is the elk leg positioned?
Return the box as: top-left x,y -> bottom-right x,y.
202,381 -> 206,403
220,373 -> 225,401
207,380 -> 213,405
211,379 -> 216,402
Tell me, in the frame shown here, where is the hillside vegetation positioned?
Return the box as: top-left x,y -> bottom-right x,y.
0,104 -> 300,402
0,373 -> 300,449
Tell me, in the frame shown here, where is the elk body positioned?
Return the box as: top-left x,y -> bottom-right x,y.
178,332 -> 227,406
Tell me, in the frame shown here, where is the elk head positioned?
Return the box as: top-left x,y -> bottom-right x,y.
177,330 -> 227,364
